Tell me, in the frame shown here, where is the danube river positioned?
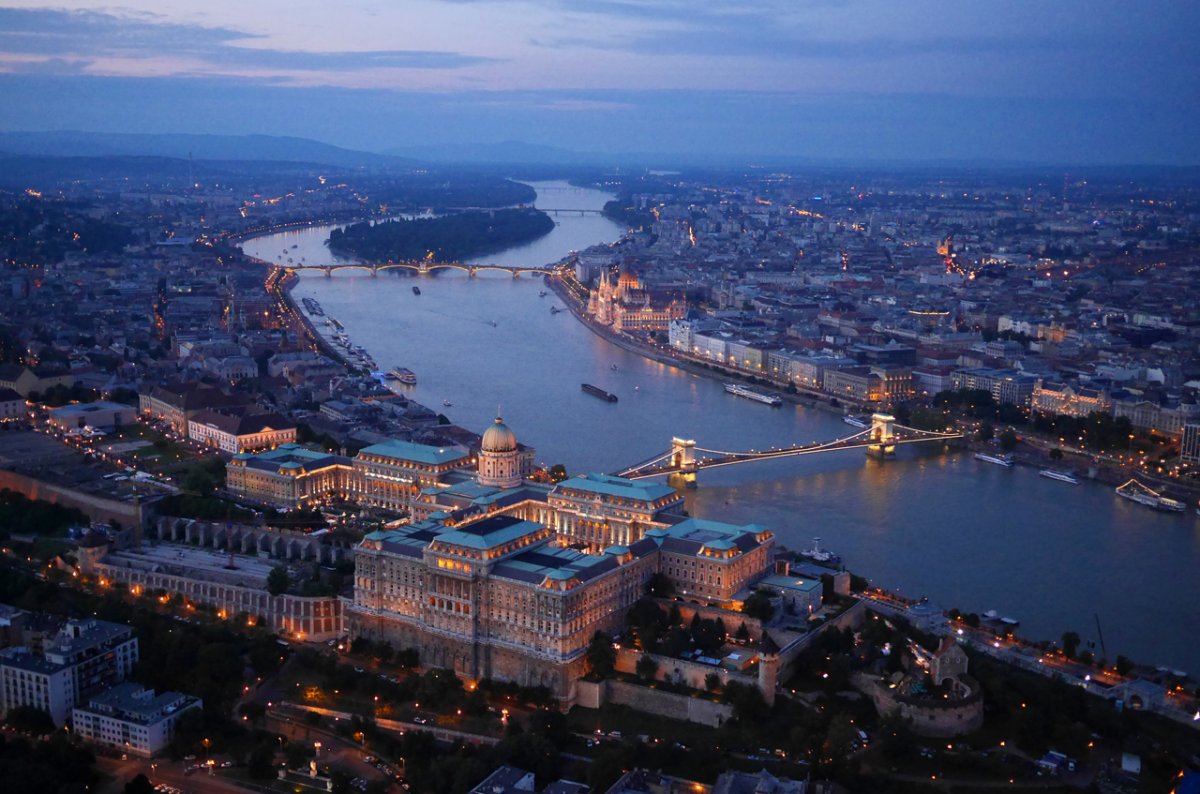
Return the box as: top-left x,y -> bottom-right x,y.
242,181 -> 1200,674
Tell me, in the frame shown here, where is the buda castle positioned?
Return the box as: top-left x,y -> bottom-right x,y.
348,416 -> 774,704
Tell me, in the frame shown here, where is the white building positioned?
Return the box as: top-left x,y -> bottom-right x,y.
0,387 -> 25,422
72,682 -> 202,757
187,410 -> 296,454
0,618 -> 138,726
1182,423 -> 1200,467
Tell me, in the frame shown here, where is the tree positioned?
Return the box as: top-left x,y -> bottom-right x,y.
705,672 -> 722,692
742,590 -> 774,621
645,571 -> 674,598
267,565 -> 289,596
124,774 -> 156,794
635,655 -> 658,681
1115,655 -> 1134,676
4,705 -> 55,735
238,701 -> 266,723
585,631 -> 615,678
548,464 -> 569,484
977,422 -> 995,442
998,428 -> 1018,452
246,741 -> 277,780
1048,447 -> 1064,461
1061,631 -> 1081,660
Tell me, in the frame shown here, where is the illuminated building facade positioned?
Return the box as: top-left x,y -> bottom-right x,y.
186,410 -> 296,454
350,508 -> 773,703
226,443 -> 351,507
349,440 -> 475,510
587,268 -> 686,333
1030,380 -> 1111,418
546,473 -> 684,549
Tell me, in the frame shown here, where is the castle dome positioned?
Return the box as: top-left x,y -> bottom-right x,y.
480,417 -> 517,453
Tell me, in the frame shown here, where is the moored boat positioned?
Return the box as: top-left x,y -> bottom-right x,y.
1039,469 -> 1079,485
975,452 -> 1014,467
800,537 -> 841,565
1115,479 -> 1186,512
389,367 -> 417,385
724,383 -> 783,407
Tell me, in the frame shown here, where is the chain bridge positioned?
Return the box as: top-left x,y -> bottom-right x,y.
615,414 -> 962,485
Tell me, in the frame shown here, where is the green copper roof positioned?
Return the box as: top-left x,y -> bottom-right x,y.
557,473 -> 677,502
359,439 -> 470,466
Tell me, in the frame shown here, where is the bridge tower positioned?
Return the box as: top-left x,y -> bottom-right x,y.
867,413 -> 897,458
667,437 -> 698,489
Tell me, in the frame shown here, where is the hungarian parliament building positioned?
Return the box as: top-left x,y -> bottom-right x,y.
586,267 -> 687,333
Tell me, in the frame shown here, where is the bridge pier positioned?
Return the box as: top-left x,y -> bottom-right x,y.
323,267 -> 333,278
670,437 -> 698,488
866,413 -> 897,458
370,266 -> 378,277
468,267 -> 477,278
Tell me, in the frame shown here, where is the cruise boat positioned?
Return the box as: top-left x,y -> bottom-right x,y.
974,452 -> 1014,467
1039,469 -> 1080,485
581,383 -> 618,402
724,383 -> 783,407
550,306 -> 563,314
1115,479 -> 1186,512
389,367 -> 417,385
842,415 -> 869,429
442,399 -> 452,407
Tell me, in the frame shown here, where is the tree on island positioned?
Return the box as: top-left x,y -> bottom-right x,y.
1061,631 -> 1081,659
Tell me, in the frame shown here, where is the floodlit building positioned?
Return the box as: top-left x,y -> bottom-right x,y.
350,438 -> 774,703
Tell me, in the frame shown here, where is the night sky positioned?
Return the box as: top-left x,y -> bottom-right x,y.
0,1 -> 1197,164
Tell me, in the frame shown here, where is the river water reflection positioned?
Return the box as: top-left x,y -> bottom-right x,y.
241,181 -> 1200,674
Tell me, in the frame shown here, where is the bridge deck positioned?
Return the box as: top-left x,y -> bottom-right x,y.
616,424 -> 961,479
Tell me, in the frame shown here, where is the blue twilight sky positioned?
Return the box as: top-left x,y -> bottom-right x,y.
0,0 -> 1197,164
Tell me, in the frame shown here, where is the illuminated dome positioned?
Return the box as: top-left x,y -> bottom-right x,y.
481,417 -> 517,453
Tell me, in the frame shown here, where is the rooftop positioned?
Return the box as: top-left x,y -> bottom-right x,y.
77,681 -> 199,725
358,439 -> 471,466
555,473 -> 678,503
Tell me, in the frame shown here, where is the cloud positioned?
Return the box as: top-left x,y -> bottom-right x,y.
0,7 -> 498,78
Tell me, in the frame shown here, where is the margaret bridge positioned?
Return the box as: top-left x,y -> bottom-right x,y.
258,255 -> 569,279
615,414 -> 963,485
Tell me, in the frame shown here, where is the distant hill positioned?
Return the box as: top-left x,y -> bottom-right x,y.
384,140 -> 616,166
0,131 -> 413,169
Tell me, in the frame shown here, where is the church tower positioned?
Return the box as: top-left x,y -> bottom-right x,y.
477,417 -> 522,489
